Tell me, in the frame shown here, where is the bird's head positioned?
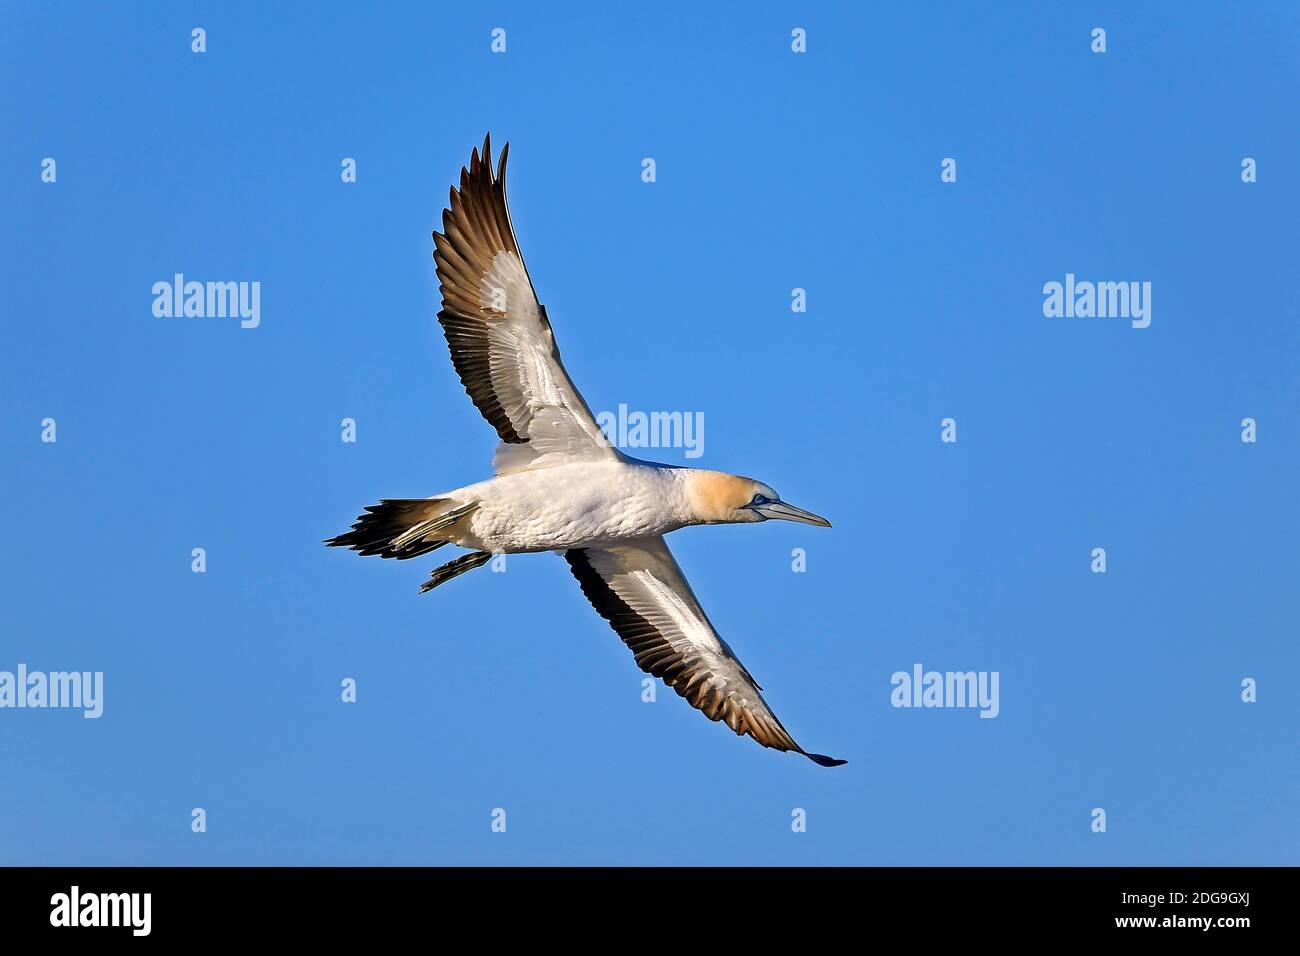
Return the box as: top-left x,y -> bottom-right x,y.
684,471 -> 832,528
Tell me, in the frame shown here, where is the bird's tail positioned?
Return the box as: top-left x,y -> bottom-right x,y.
325,499 -> 477,560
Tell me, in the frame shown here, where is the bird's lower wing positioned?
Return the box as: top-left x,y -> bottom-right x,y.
433,136 -> 618,474
564,537 -> 845,767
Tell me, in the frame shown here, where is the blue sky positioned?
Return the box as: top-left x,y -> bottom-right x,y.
2,1 -> 1297,865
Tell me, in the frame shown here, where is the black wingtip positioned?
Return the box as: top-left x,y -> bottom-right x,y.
805,752 -> 848,768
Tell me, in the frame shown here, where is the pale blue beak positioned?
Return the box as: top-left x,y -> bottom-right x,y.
749,500 -> 832,527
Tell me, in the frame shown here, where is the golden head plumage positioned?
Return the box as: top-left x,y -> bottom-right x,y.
684,471 -> 831,527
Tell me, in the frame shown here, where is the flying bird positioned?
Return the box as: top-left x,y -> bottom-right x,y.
327,136 -> 844,767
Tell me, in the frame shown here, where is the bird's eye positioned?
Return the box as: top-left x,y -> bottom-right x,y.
750,494 -> 768,507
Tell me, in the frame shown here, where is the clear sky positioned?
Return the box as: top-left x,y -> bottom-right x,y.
2,2 -> 1297,865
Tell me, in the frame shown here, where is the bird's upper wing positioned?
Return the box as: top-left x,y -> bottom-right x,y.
564,537 -> 845,767
433,136 -> 618,474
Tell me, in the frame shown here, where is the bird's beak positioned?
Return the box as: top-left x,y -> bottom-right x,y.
750,500 -> 832,527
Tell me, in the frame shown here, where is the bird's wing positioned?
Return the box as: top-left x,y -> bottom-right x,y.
433,135 -> 618,474
564,537 -> 845,767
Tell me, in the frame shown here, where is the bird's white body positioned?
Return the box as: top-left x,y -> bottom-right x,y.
444,461 -> 692,553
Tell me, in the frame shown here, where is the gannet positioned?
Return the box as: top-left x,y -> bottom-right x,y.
327,136 -> 844,767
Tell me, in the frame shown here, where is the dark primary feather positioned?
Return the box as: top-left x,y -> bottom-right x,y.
433,134 -> 531,444
565,540 -> 845,768
430,135 -> 611,465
